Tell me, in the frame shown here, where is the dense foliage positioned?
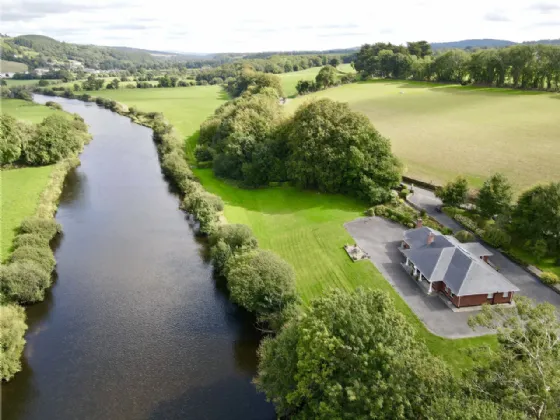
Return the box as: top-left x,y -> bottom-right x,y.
0,304 -> 27,381
225,69 -> 284,97
354,42 -> 560,89
0,114 -> 24,164
256,289 -> 454,418
286,99 -> 401,203
435,176 -> 468,207
477,173 -> 513,218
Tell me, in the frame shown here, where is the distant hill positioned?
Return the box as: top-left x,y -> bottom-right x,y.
431,38 -> 560,50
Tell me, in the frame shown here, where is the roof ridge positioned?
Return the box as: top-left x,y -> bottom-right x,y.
455,249 -> 474,295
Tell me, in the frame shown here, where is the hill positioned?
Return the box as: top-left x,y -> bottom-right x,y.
431,38 -> 560,50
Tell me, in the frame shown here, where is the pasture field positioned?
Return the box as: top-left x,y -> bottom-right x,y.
95,84 -> 496,369
287,80 -> 560,192
0,99 -> 66,260
279,63 -> 354,97
0,59 -> 28,73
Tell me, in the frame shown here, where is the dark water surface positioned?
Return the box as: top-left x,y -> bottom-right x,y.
2,96 -> 274,420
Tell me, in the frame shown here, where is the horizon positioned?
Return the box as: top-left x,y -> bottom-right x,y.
2,0 -> 560,53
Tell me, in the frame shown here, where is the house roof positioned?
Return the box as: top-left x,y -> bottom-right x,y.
402,227 -> 518,296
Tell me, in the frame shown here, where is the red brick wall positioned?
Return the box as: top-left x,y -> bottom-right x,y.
432,281 -> 445,292
455,292 -> 514,308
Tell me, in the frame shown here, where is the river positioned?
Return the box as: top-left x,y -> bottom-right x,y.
1,96 -> 274,420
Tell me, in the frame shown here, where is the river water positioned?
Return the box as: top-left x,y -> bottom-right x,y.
1,96 -> 274,420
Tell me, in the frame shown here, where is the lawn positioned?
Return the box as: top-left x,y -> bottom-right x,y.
0,99 -> 66,260
1,167 -> 55,261
0,59 -> 28,73
286,80 -> 560,192
279,63 -> 354,97
93,84 -> 496,370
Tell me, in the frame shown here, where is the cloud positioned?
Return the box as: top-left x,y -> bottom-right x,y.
529,2 -> 560,14
535,20 -> 560,26
318,31 -> 368,38
380,28 -> 393,34
484,11 -> 510,22
319,23 -> 360,29
1,0 -> 130,22
102,23 -> 150,31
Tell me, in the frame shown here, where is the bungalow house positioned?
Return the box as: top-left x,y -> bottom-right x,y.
399,225 -> 519,308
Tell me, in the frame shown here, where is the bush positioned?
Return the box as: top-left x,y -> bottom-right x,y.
45,101 -> 63,110
19,217 -> 61,240
210,240 -> 233,275
10,246 -> 56,273
399,187 -> 410,199
454,230 -> 475,243
0,261 -> 51,303
225,249 -> 296,316
480,225 -> 511,249
12,233 -> 49,249
194,145 -> 214,162
0,304 -> 27,381
454,214 -> 478,232
160,151 -> 194,186
540,272 -> 559,285
209,224 -> 258,251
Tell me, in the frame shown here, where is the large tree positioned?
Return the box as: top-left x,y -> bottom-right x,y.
256,289 -> 454,419
512,182 -> 560,252
315,65 -> 338,89
469,297 -> 560,419
0,114 -> 26,165
0,304 -> 27,381
477,173 -> 513,218
435,176 -> 469,207
285,99 -> 401,204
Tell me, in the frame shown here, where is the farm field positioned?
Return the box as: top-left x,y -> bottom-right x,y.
93,84 -> 496,369
279,63 -> 354,97
287,80 -> 560,192
0,59 -> 28,73
0,99 -> 65,260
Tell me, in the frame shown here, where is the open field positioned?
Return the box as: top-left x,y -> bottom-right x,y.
287,80 -> 560,192
1,99 -> 65,260
0,59 -> 28,73
1,167 -> 55,261
95,86 -> 496,370
4,79 -> 59,88
279,63 -> 354,97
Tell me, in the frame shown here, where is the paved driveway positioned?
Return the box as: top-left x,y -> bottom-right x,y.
344,217 -> 491,339
407,186 -> 560,310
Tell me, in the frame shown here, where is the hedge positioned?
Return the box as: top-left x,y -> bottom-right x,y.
453,214 -> 478,232
541,272 -> 559,285
0,304 -> 27,381
1,261 -> 51,304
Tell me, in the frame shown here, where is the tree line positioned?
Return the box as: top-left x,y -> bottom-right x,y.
196,71 -> 401,205
355,42 -> 560,89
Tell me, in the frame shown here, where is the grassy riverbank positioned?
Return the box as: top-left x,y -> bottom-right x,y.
287,80 -> 560,192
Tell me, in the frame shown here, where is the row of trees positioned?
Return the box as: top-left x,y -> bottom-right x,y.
0,113 -> 90,166
196,86 -> 401,205
257,288 -> 560,419
295,65 -> 357,95
355,42 -> 560,89
437,174 -> 560,259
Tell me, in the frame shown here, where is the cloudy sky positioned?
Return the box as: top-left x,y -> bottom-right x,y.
2,0 -> 559,53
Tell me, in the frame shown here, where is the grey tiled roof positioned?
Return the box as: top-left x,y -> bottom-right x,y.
402,227 -> 519,296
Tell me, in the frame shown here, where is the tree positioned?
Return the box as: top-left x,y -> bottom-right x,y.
226,249 -> 296,317
209,224 -> 259,274
427,396 -> 526,420
38,79 -> 49,86
286,99 -> 401,204
329,57 -> 341,67
295,79 -> 313,95
435,176 -> 468,207
0,114 -> 25,165
477,173 -> 513,218
0,304 -> 27,381
256,289 -> 454,419
108,78 -> 119,89
315,65 -> 338,89
469,297 -> 560,419
23,114 -> 85,165
82,75 -> 104,90
512,182 -> 560,252
0,80 -> 6,86
407,41 -> 432,58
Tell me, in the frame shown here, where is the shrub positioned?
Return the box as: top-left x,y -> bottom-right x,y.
0,261 -> 51,303
160,151 -> 194,186
210,240 -> 233,275
399,187 -> 410,199
540,272 -> 559,285
194,145 -> 214,162
454,230 -> 475,243
45,101 -> 63,110
0,304 -> 27,381
226,249 -> 296,316
365,207 -> 375,217
480,226 -> 511,249
182,189 -> 224,213
10,246 -> 56,273
12,233 -> 49,249
19,217 -> 61,241
454,214 -> 478,232
209,224 -> 258,251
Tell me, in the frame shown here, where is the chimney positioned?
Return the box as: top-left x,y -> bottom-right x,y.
416,218 -> 423,228
427,232 -> 435,246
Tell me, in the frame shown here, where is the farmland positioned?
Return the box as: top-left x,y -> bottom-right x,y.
0,59 -> 28,73
287,80 -> 560,191
279,63 -> 354,97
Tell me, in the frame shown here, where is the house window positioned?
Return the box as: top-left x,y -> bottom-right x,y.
503,292 -> 509,298
487,293 -> 493,299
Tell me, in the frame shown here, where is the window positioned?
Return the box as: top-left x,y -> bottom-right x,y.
487,293 -> 493,299
503,292 -> 509,298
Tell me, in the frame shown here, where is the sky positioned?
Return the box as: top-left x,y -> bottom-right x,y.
2,0 -> 560,53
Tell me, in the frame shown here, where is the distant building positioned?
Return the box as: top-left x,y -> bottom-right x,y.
400,225 -> 519,308
34,68 -> 50,76
0,72 -> 16,78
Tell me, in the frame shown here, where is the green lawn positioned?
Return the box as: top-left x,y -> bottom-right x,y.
0,59 -> 28,73
1,166 -> 55,261
280,64 -> 354,97
0,99 -> 66,260
287,80 -> 560,192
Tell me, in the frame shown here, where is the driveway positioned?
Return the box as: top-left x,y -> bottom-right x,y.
344,217 -> 491,339
406,186 -> 560,310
